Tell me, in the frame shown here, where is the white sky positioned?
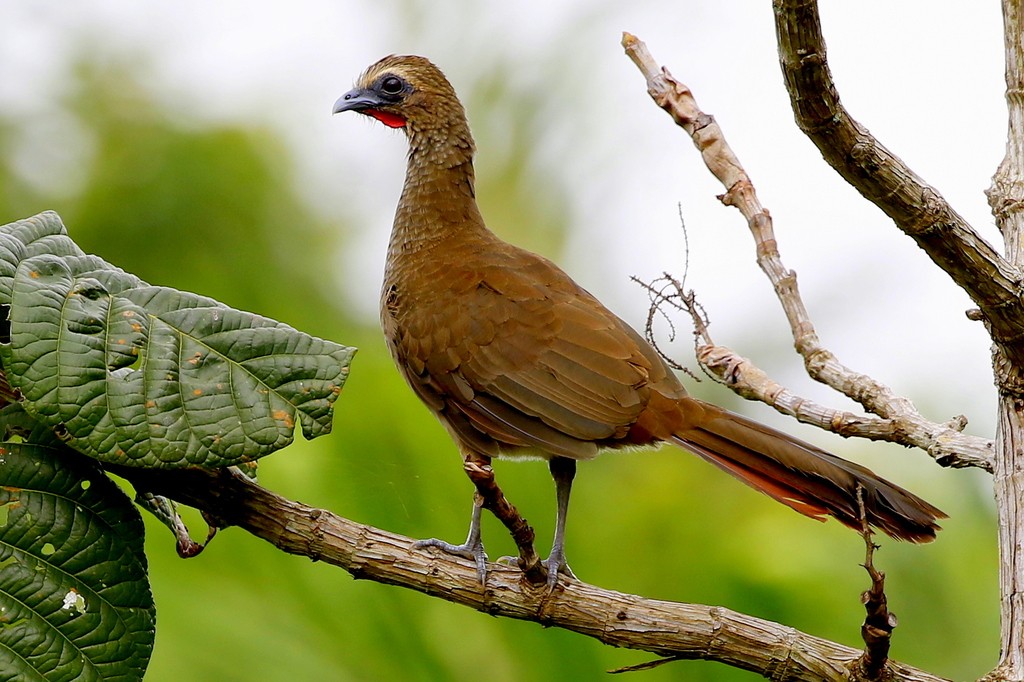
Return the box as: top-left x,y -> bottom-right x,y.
0,1 -> 1005,441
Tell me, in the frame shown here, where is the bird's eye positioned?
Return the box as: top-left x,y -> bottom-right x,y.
380,76 -> 404,95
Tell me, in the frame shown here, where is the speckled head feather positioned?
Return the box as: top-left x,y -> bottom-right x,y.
355,55 -> 460,106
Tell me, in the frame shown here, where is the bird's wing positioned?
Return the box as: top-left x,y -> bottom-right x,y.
389,246 -> 682,459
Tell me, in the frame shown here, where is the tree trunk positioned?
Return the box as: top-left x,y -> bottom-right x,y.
986,2 -> 1024,679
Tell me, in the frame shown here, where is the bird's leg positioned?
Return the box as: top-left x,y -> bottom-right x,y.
544,456 -> 577,589
464,453 -> 544,583
414,452 -> 543,584
413,491 -> 488,581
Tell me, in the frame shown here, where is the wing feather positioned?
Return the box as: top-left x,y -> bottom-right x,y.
385,241 -> 685,458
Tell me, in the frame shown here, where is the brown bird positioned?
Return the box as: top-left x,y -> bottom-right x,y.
333,55 -> 945,588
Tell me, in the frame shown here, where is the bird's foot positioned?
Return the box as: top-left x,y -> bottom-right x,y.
541,551 -> 576,591
499,552 -> 575,590
413,537 -> 488,583
493,553 -> 550,586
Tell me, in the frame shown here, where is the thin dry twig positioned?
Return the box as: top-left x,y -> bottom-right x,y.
609,655 -> 683,674
854,485 -> 896,679
630,272 -> 701,377
630,205 -> 697,374
621,31 -> 993,471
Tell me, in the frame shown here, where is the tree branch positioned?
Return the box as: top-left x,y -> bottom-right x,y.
620,33 -> 993,471
772,0 -> 1024,376
117,465 -> 950,682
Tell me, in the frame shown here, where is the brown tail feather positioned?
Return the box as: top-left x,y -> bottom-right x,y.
672,401 -> 946,542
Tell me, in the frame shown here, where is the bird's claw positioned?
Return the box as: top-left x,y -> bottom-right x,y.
496,553 -> 575,589
413,537 -> 488,583
541,553 -> 576,591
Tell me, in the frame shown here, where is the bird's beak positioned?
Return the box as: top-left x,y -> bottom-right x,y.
333,87 -> 383,114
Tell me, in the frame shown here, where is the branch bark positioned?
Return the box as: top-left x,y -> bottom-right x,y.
855,486 -> 895,679
117,465 -> 949,682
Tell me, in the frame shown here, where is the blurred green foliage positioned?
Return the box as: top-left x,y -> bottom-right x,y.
0,54 -> 998,681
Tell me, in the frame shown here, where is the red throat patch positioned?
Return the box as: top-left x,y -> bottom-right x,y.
366,109 -> 407,129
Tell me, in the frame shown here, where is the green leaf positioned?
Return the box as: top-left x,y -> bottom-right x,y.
0,403 -> 59,447
0,212 -> 356,468
0,443 -> 155,681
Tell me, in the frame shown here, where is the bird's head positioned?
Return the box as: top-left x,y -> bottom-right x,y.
333,55 -> 468,137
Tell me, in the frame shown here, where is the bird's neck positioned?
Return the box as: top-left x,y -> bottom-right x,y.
388,124 -> 487,261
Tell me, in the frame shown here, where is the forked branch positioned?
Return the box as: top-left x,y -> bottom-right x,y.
772,0 -> 1024,375
621,32 -> 993,471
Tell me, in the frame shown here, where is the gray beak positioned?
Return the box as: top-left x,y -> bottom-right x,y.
332,88 -> 383,114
